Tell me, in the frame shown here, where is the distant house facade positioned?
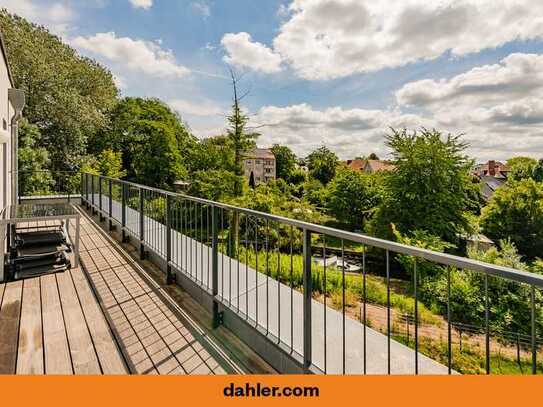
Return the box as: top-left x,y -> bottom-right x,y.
473,160 -> 510,179
243,148 -> 276,185
345,159 -> 395,174
473,160 -> 510,200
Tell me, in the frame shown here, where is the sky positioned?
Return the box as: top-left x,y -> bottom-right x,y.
1,0 -> 543,162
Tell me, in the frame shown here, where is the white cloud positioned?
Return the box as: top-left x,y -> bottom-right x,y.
396,53 -> 543,108
270,0 -> 543,80
0,0 -> 75,36
221,32 -> 282,74
129,0 -> 152,10
251,53 -> 543,161
191,1 -> 210,18
393,53 -> 543,159
71,32 -> 191,78
169,98 -> 224,117
253,103 -> 435,158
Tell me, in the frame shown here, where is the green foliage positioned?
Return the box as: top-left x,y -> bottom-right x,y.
326,167 -> 383,228
0,11 -> 118,171
395,226 -> 543,335
370,128 -> 475,242
189,169 -> 240,201
129,120 -> 188,189
302,178 -> 328,208
533,159 -> 543,182
85,149 -> 126,178
187,136 -> 235,173
235,245 -> 438,324
271,144 -> 297,182
18,119 -> 54,195
507,156 -> 538,181
481,178 -> 543,259
395,335 -> 536,375
288,168 -> 307,185
468,241 -> 543,334
101,97 -> 194,188
306,146 -> 339,185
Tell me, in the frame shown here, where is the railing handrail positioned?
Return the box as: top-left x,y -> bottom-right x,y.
87,173 -> 543,289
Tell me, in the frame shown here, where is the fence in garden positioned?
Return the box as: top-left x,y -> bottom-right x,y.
80,173 -> 543,375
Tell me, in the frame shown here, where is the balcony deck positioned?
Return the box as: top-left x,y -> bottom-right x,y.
0,209 -> 252,374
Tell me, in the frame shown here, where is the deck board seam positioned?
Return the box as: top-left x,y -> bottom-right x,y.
66,267 -> 104,374
14,279 -> 25,374
54,274 -> 75,374
39,276 -> 46,374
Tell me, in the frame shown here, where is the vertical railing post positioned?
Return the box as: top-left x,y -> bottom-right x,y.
212,205 -> 220,328
166,194 -> 174,284
303,228 -> 312,373
91,175 -> 95,213
99,176 -> 104,221
139,187 -> 145,260
121,183 -> 127,243
85,173 -> 90,208
108,179 -> 113,231
81,172 -> 85,207
67,172 -> 71,204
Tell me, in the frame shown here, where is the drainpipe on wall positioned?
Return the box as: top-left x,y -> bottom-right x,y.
8,88 -> 25,206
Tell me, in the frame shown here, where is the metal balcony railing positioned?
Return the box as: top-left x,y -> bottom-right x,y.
80,173 -> 543,375
19,170 -> 80,202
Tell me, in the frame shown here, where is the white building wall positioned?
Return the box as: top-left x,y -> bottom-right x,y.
0,40 -> 13,209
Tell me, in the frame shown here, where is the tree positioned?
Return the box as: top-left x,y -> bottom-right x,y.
306,146 -> 338,185
187,136 -> 234,174
0,11 -> 118,172
326,168 -> 383,228
189,169 -> 239,201
226,69 -> 259,196
468,240 -> 543,334
368,153 -> 379,160
18,119 -> 54,195
302,179 -> 328,208
481,178 -> 543,259
271,144 -> 297,182
82,149 -> 126,178
129,121 -> 188,188
533,159 -> 543,182
370,128 -> 474,242
101,97 -> 195,187
507,156 -> 538,181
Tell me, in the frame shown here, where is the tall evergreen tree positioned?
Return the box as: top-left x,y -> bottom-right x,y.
226,69 -> 259,196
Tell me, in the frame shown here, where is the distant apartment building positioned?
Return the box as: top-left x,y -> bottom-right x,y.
243,148 -> 276,185
345,159 -> 395,174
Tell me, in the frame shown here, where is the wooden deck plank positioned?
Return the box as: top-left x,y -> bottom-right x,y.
56,270 -> 101,374
16,278 -> 44,374
0,281 -> 23,374
41,274 -> 73,374
69,267 -> 127,374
